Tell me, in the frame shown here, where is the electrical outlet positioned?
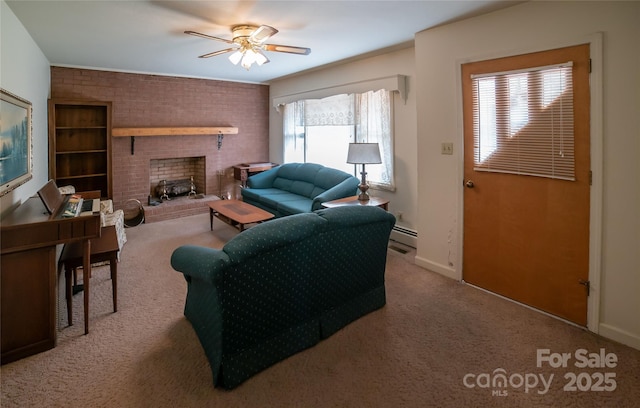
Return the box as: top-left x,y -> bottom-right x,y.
441,142 -> 454,155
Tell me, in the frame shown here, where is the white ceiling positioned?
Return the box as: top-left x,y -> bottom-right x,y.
7,0 -> 521,84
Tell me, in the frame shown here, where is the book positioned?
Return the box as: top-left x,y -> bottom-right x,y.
62,196 -> 83,218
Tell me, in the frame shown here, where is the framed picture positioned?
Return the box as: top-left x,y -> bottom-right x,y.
0,88 -> 33,197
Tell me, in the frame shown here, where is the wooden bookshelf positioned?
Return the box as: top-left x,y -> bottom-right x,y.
48,100 -> 112,198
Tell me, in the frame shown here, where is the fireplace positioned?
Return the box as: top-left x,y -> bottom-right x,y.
140,156 -> 222,223
109,131 -> 262,223
149,157 -> 205,198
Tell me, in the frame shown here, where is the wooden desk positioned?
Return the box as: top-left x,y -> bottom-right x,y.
1,196 -> 100,364
233,163 -> 277,188
321,196 -> 389,211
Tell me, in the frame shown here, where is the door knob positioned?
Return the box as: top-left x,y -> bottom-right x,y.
464,180 -> 475,188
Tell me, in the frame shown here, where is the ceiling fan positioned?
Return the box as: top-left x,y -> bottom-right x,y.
185,25 -> 311,70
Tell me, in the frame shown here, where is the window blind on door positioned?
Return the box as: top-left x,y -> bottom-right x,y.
471,62 -> 575,181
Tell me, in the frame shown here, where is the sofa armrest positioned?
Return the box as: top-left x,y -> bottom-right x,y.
171,245 -> 230,285
246,166 -> 279,189
312,177 -> 359,210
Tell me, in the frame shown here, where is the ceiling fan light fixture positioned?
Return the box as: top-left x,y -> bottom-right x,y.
187,24 -> 310,71
240,49 -> 257,70
255,49 -> 269,66
228,50 -> 243,65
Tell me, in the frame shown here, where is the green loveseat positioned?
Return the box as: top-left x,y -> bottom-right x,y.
240,162 -> 359,217
170,206 -> 396,389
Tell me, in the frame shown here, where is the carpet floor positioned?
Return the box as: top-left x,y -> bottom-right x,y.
1,212 -> 638,407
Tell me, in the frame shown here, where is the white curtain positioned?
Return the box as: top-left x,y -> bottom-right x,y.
356,90 -> 393,188
303,94 -> 355,126
283,101 -> 304,163
282,89 -> 394,190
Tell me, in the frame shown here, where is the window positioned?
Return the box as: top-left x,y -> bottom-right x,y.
283,90 -> 394,190
472,63 -> 575,180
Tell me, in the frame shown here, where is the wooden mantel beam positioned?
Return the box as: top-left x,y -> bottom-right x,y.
112,127 -> 238,137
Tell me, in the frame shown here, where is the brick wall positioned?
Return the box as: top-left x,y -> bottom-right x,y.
50,67 -> 270,213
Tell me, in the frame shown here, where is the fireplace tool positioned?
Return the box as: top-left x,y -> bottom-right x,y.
218,170 -> 229,200
188,175 -> 197,197
160,179 -> 170,201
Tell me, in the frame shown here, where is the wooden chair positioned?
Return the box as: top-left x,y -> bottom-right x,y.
58,225 -> 119,334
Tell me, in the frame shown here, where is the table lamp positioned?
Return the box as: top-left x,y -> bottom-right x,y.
347,143 -> 381,201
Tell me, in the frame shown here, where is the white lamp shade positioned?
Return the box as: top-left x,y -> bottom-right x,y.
228,45 -> 269,70
240,50 -> 256,69
255,49 -> 269,66
347,143 -> 381,164
228,50 -> 243,65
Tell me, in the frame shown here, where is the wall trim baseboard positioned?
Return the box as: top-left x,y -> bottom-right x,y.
413,259 -> 640,352
598,323 -> 640,351
414,255 -> 458,281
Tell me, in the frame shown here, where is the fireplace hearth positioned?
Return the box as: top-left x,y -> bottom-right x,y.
142,193 -> 220,223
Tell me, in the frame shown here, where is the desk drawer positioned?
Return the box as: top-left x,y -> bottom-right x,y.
57,217 -> 101,241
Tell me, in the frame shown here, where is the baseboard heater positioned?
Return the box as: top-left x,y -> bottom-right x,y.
390,225 -> 417,248
392,225 -> 417,238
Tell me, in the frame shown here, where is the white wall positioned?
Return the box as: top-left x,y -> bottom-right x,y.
0,0 -> 51,217
415,1 -> 639,349
269,47 -> 418,238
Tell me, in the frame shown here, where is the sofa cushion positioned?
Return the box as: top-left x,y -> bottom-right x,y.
314,167 -> 354,191
262,193 -> 311,209
271,163 -> 327,199
278,162 -> 323,183
277,199 -> 314,215
288,180 -> 316,198
241,188 -> 310,210
271,177 -> 294,192
272,177 -> 318,199
241,187 -> 289,202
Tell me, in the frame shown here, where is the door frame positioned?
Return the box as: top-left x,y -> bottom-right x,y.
455,33 -> 604,333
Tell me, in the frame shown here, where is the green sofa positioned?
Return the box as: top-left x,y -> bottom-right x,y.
170,206 -> 396,389
240,162 -> 360,217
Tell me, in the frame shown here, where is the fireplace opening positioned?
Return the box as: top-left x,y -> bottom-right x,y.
149,157 -> 205,199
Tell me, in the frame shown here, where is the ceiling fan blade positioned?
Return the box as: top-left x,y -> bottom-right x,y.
198,48 -> 236,58
264,44 -> 311,55
185,30 -> 234,45
249,25 -> 278,44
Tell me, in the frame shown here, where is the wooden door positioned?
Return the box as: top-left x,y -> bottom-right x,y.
462,44 -> 591,326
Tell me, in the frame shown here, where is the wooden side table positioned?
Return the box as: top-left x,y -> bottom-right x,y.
233,162 -> 277,188
321,196 -> 389,211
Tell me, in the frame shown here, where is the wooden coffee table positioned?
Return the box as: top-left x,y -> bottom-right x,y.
209,199 -> 274,232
